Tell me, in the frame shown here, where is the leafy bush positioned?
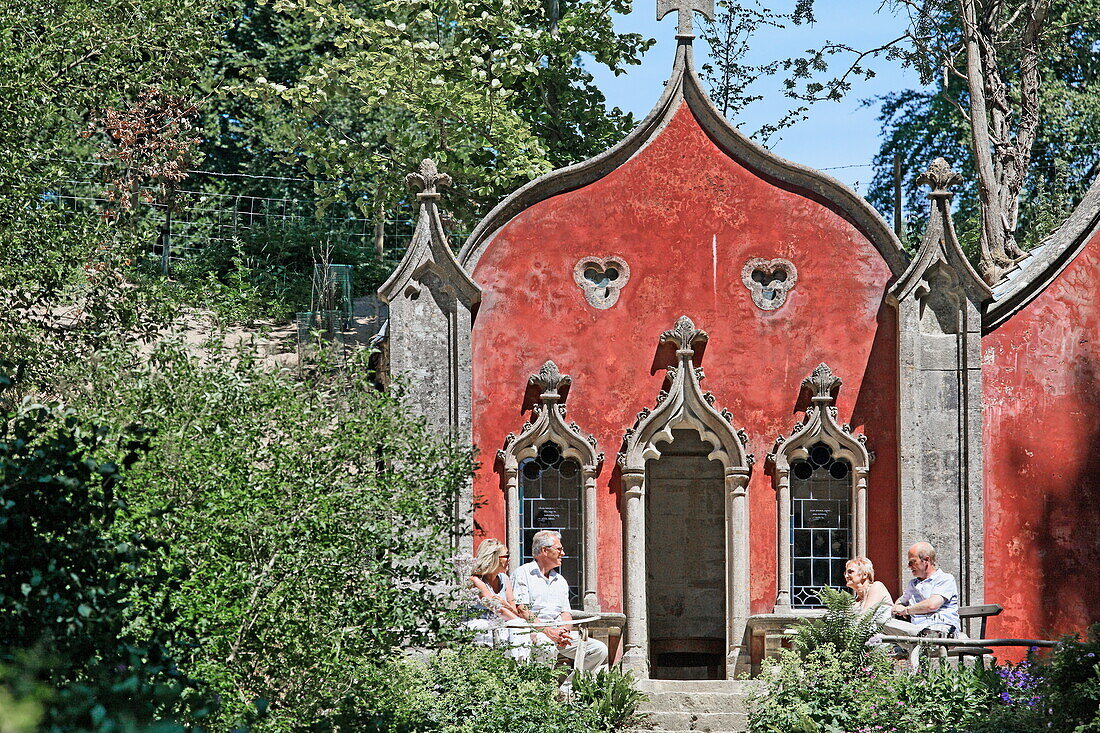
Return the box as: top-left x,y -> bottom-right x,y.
789,585 -> 884,661
751,594 -> 1100,733
0,377 -> 220,730
572,666 -> 648,731
319,645 -> 620,732
63,342 -> 473,730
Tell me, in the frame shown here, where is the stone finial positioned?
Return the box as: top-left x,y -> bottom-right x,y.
529,360 -> 571,400
660,315 -> 708,352
657,0 -> 714,37
802,362 -> 841,402
916,158 -> 962,199
406,158 -> 452,200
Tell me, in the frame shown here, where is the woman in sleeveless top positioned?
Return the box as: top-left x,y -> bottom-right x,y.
467,538 -> 525,657
845,556 -> 894,623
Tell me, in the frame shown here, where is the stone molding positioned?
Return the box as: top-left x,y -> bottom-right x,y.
985,172 -> 1100,331
378,159 -> 481,308
458,38 -> 908,278
889,158 -> 991,307
886,158 -> 986,613
377,159 -> 481,552
497,360 -> 603,611
766,363 -> 871,611
617,315 -> 753,678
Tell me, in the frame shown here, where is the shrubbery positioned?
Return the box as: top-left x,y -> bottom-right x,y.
0,376 -> 221,730
749,588 -> 1100,733
60,342 -> 472,729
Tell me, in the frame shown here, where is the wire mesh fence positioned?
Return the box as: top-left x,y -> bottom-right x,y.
49,160 -> 421,268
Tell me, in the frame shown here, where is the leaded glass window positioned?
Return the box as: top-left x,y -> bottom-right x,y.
790,442 -> 851,608
519,441 -> 582,605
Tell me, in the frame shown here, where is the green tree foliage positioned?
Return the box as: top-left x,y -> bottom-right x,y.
235,0 -> 652,224
64,343 -> 474,728
0,376 -> 220,730
866,2 -> 1100,254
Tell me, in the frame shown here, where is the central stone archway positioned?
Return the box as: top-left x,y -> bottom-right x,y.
618,316 -> 753,678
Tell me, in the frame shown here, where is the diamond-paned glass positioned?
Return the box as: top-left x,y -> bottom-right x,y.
790,442 -> 851,608
519,442 -> 582,606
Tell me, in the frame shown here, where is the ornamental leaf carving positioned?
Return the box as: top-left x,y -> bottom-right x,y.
406,158 -> 453,197
916,157 -> 961,197
802,362 -> 841,401
530,360 -> 571,397
661,315 -> 708,350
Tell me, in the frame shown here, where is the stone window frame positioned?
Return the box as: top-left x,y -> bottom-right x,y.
617,315 -> 754,678
498,360 -> 603,611
767,363 -> 872,612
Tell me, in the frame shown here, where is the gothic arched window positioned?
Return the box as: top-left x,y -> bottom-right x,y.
790,442 -> 852,607
768,364 -> 871,611
519,442 -> 584,604
498,361 -> 603,610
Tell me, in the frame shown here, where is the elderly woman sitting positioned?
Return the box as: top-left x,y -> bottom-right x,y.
466,538 -> 528,659
844,556 -> 894,622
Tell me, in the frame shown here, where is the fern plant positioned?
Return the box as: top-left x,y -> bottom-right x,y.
789,586 -> 886,661
572,667 -> 648,731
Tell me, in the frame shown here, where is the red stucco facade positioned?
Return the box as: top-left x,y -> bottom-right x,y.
983,231 -> 1100,647
469,103 -> 901,615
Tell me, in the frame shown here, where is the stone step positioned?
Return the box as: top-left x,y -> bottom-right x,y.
633,680 -> 757,733
634,710 -> 748,732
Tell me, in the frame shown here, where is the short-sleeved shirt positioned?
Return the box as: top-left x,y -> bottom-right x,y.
898,568 -> 960,631
512,561 -> 570,623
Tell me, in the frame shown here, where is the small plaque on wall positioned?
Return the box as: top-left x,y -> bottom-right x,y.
806,503 -> 841,528
535,507 -> 561,527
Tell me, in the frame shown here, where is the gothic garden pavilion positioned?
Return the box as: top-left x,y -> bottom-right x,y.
377,0 -> 1100,680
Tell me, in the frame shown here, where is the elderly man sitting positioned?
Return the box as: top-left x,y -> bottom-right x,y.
512,529 -> 608,682
885,541 -> 961,638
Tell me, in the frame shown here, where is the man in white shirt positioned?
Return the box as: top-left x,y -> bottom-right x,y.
886,541 -> 961,636
512,529 -> 608,677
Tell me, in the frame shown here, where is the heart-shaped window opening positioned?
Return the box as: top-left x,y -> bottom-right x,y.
583,264 -> 620,297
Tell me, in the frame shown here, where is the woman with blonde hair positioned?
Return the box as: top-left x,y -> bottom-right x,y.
844,556 -> 894,622
466,538 -> 526,657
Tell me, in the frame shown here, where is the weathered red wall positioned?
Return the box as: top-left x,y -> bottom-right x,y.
470,103 -> 899,614
983,231 -> 1100,649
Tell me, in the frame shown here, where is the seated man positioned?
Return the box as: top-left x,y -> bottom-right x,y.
512,529 -> 608,681
885,541 -> 961,638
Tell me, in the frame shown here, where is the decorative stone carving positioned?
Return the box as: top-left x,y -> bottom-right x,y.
573,256 -> 630,309
887,158 -> 990,617
498,360 -> 602,611
406,158 -> 453,199
767,363 -> 872,612
618,315 -> 753,678
741,257 -> 798,311
656,0 -> 714,37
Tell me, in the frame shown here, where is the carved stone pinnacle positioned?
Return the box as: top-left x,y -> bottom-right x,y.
916,158 -> 961,199
529,360 -> 571,399
406,158 -> 452,199
657,0 -> 714,37
661,315 -> 708,352
802,362 -> 841,402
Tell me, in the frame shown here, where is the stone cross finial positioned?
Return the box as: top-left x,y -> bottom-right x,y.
916,158 -> 962,199
529,360 -> 571,400
657,0 -> 714,38
802,362 -> 841,402
660,315 -> 708,352
406,158 -> 452,200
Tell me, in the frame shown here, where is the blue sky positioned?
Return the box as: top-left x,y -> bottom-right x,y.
585,1 -> 921,194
